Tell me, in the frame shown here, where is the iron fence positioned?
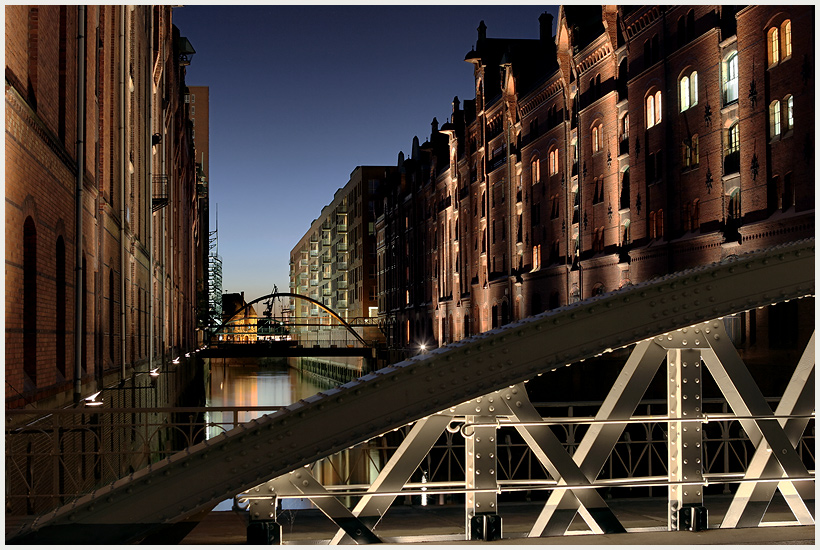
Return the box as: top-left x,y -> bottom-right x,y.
6,397 -> 814,520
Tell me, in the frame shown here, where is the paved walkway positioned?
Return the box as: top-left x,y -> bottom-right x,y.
181,495 -> 815,545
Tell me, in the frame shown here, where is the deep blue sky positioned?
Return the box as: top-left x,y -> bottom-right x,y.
173,5 -> 559,304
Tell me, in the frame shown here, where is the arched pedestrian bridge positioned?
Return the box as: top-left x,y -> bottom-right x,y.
7,239 -> 815,544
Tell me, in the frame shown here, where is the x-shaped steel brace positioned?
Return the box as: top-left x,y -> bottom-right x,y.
269,468 -> 383,544
524,339 -> 668,536
713,331 -> 815,528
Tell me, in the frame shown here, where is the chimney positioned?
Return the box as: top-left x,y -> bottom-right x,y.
477,20 -> 487,42
539,12 -> 554,43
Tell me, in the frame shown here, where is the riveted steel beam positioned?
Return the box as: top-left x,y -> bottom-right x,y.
721,333 -> 815,528
526,340 -> 666,536
7,240 -> 814,544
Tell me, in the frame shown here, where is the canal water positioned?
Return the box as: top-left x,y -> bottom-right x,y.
204,358 -> 337,510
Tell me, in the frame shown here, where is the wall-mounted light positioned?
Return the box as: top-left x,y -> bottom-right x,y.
83,391 -> 104,407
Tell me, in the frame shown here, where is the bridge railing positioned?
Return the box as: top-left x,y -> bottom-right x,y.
7,397 -> 813,519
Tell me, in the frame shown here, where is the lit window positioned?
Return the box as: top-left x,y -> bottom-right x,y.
646,91 -> 662,128
680,70 -> 698,111
621,114 -> 629,141
782,20 -> 792,58
532,244 -> 541,270
592,125 -> 599,152
691,134 -> 699,165
548,148 -> 559,175
786,95 -> 794,130
727,123 -> 739,153
724,53 -> 738,104
768,27 -> 780,66
770,100 -> 781,138
531,158 -> 540,184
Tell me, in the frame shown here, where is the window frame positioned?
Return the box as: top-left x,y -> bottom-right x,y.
724,52 -> 739,104
770,100 -> 782,138
680,70 -> 698,112
768,26 -> 780,66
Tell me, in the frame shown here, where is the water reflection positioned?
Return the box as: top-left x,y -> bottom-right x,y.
205,358 -> 334,438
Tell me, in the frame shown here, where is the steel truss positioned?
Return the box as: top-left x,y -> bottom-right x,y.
6,239 -> 815,544
244,325 -> 814,542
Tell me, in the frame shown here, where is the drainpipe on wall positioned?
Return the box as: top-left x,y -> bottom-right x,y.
147,10 -> 153,372
74,6 -> 87,404
119,6 -> 128,381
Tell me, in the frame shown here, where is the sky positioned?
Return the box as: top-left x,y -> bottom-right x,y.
173,5 -> 559,305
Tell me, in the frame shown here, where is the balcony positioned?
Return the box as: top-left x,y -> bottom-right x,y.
336,300 -> 348,310
337,261 -> 348,270
321,238 -> 331,246
310,249 -> 319,257
337,280 -> 349,290
337,242 -> 349,252
310,264 -> 319,272
152,175 -> 169,212
322,287 -> 332,296
309,277 -> 319,286
322,254 -> 332,263
488,155 -> 506,173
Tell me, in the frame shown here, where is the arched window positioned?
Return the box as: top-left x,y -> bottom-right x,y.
680,70 -> 698,111
649,211 -> 656,239
646,90 -> 662,128
592,283 -> 605,296
724,53 -> 739,104
531,158 -> 540,185
24,217 -> 37,388
768,26 -> 780,66
591,125 -> 599,152
770,100 -> 781,138
782,20 -> 792,59
548,147 -> 559,175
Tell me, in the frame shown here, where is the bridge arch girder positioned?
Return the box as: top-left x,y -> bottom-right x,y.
9,239 -> 815,544
213,291 -> 367,346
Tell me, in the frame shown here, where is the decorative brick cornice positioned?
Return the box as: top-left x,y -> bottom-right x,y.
520,80 -> 564,117
624,7 -> 662,40
576,42 -> 614,75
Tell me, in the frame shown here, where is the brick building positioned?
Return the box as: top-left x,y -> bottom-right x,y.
5,6 -> 204,410
373,5 -> 813,372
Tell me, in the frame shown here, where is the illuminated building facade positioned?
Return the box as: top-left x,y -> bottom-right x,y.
375,5 -> 813,372
5,6 -> 203,409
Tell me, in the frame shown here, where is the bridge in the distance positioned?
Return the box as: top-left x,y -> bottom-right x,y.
6,239 -> 815,544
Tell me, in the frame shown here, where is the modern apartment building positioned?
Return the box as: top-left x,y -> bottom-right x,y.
5,6 -> 204,409
374,5 -> 813,378
289,166 -> 397,349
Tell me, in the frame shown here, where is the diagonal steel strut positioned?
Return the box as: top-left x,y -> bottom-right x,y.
720,332 -> 815,528
524,339 -> 667,536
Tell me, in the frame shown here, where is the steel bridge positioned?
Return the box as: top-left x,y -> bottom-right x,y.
6,239 -> 815,544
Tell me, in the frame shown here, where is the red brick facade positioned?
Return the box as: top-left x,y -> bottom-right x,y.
374,5 -> 813,366
6,6 -> 203,409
